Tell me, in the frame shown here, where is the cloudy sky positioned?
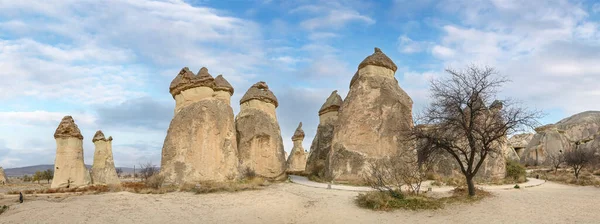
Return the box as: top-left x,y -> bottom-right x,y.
1,0 -> 599,168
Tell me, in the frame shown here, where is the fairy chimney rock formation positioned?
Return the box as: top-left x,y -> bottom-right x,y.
305,90 -> 343,177
521,111 -> 600,166
170,67 -> 216,114
52,116 -> 91,188
326,48 -> 414,183
0,167 -> 7,185
287,122 -> 307,173
91,130 -> 121,185
161,67 -> 239,184
236,81 -> 287,180
214,74 -> 234,104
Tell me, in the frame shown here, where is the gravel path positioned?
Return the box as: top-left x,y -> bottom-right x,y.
1,181 -> 598,224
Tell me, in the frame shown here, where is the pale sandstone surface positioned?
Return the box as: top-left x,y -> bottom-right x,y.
236,82 -> 286,180
0,167 -> 7,184
2,182 -> 600,224
287,123 -> 307,173
91,131 -> 121,185
508,133 -> 534,157
51,116 -> 91,189
521,111 -> 600,166
161,67 -> 239,184
327,48 -> 414,183
305,90 -> 342,178
161,99 -> 239,183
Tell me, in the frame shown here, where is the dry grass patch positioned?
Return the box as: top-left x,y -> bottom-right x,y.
529,169 -> 600,187
356,187 -> 491,211
0,205 -> 8,216
193,177 -> 270,194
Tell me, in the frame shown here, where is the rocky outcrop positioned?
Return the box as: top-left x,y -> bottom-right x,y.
326,48 -> 414,183
0,167 -> 7,185
91,131 -> 120,185
236,81 -> 287,180
51,116 -> 91,188
509,133 -> 534,157
287,122 -> 307,173
161,67 -> 239,184
305,90 -> 343,178
521,111 -> 600,166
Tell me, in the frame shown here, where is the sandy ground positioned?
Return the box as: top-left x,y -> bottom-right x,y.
1,181 -> 599,224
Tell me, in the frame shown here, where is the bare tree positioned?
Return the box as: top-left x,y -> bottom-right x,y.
564,142 -> 596,179
138,162 -> 159,181
115,168 -> 123,178
546,149 -> 565,173
412,65 -> 540,196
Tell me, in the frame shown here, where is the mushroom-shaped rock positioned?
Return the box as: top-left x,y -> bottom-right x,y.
171,67 -> 217,113
287,122 -> 307,173
54,116 -> 84,140
306,90 -> 343,178
326,48 -> 413,183
357,47 -> 398,72
213,75 -> 234,104
91,130 -> 120,185
236,81 -> 286,180
292,122 -> 305,141
240,81 -> 279,107
51,116 -> 91,189
161,67 -> 239,184
318,90 -> 343,116
214,75 -> 234,95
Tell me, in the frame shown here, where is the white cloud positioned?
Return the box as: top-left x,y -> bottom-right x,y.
592,3 -> 600,13
300,9 -> 375,30
308,32 -> 339,40
397,35 -> 432,53
0,111 -> 96,127
429,0 -> 600,120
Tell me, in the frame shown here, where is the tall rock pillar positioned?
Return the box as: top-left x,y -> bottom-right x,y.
52,116 -> 91,188
91,130 -> 121,185
236,81 -> 287,180
326,48 -> 414,183
305,90 -> 342,178
287,122 -> 307,173
160,67 -> 239,184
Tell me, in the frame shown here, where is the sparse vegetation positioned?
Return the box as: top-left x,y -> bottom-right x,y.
116,168 -> 123,177
505,160 -> 527,183
564,145 -> 597,179
528,169 -> 600,187
356,186 -> 491,211
193,177 -> 270,194
144,174 -> 165,189
0,205 -> 8,216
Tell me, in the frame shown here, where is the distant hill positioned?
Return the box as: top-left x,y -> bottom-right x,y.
4,165 -> 136,177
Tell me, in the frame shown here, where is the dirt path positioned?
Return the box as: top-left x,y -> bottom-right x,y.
1,182 -> 599,224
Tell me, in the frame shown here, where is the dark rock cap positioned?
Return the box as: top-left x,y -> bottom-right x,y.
292,122 -> 305,141
54,116 -> 84,139
169,67 -> 216,98
318,90 -> 343,115
214,74 -> 234,95
358,47 -> 397,72
92,130 -> 113,142
240,81 -> 279,107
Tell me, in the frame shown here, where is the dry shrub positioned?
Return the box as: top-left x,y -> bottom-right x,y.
145,175 -> 165,189
356,191 -> 442,211
193,177 -> 269,194
0,205 -> 8,216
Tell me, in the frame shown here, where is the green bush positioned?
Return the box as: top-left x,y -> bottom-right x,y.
506,160 -> 526,182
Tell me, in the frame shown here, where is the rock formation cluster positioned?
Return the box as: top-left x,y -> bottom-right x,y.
0,166 -> 7,185
161,67 -> 240,184
236,81 -> 287,180
326,48 -> 414,183
52,116 -> 91,189
305,90 -> 343,178
521,111 -> 600,166
91,130 -> 121,185
509,133 -> 534,158
287,122 -> 307,173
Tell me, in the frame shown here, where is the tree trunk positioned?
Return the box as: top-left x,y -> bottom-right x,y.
466,176 -> 476,196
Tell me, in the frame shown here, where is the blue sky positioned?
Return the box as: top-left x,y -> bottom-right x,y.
1,0 -> 599,168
